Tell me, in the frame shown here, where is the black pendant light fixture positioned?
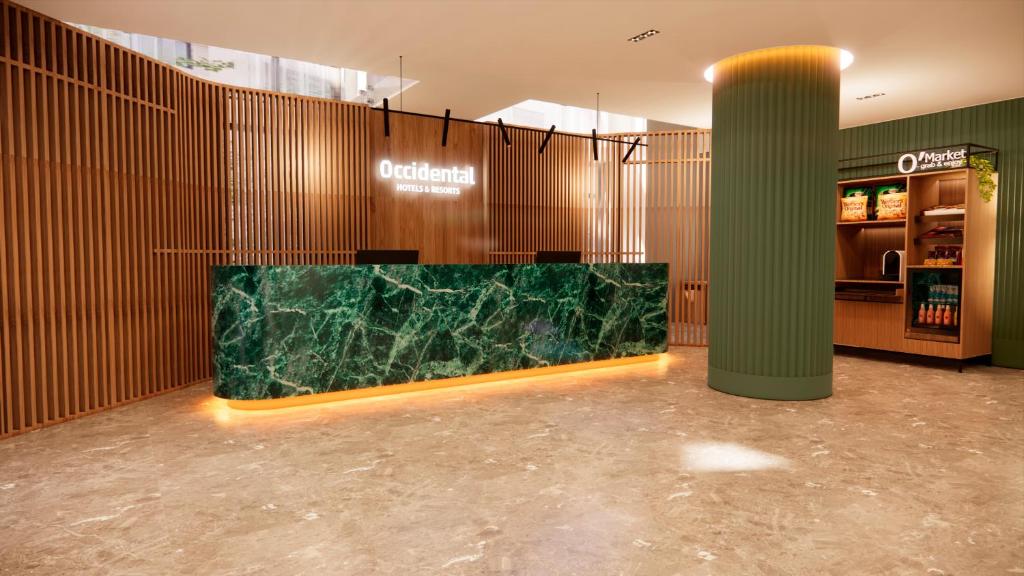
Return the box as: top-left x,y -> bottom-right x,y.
622,136 -> 641,163
441,109 -> 451,146
498,118 -> 511,146
539,125 -> 556,155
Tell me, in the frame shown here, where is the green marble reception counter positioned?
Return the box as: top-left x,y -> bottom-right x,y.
212,263 -> 668,407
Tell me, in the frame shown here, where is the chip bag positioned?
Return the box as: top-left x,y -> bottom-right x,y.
840,187 -> 871,222
875,184 -> 907,220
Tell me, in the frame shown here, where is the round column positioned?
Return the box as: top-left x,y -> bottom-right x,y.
708,45 -> 840,400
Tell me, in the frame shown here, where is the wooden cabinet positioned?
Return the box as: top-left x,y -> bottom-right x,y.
834,169 -> 996,360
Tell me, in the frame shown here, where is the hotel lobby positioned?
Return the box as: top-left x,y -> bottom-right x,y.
0,0 -> 1022,574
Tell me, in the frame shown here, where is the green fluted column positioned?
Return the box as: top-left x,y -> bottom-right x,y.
708,46 -> 840,400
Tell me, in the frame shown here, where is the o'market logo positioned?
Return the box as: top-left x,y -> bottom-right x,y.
897,153 -> 918,174
378,159 -> 475,196
896,146 -> 967,174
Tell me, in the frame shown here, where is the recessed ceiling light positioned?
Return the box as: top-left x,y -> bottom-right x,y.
628,29 -> 660,43
856,92 -> 886,101
839,49 -> 855,70
703,48 -> 854,83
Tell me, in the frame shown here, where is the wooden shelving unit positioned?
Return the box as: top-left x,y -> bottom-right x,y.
834,168 -> 997,360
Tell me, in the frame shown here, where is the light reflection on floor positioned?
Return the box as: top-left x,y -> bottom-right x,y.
681,440 -> 790,472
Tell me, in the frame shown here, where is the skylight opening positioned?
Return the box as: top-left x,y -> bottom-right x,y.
478,99 -> 647,135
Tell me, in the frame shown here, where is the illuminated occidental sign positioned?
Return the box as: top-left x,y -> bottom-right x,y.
897,146 -> 968,174
378,159 -> 475,195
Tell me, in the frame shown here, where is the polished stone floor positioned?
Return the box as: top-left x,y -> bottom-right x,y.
0,348 -> 1021,575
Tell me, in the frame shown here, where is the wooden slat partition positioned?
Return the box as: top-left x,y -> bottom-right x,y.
643,131 -> 712,346
487,128 -> 641,265
0,0 -> 711,439
0,0 -> 369,438
487,128 -> 711,345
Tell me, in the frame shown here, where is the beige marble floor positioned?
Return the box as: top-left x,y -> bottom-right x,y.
0,348 -> 1021,576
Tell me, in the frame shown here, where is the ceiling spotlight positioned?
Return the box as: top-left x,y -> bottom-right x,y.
856,92 -> 886,101
628,29 -> 660,43
703,48 -> 855,83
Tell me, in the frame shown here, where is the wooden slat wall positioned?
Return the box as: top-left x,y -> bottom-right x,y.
0,0 -> 368,439
643,131 -> 712,346
0,0 -> 711,438
488,127 -> 637,265
488,128 -> 711,346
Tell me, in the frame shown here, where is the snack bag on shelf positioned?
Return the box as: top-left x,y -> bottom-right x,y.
840,187 -> 871,221
875,184 -> 908,220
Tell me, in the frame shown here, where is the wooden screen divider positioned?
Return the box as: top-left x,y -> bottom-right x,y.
0,0 -> 369,438
638,131 -> 712,347
0,0 -> 710,439
487,128 -> 711,346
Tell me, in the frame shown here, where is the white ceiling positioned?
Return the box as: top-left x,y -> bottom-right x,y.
21,0 -> 1024,129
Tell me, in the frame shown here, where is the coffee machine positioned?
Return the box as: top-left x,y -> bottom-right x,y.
882,250 -> 904,281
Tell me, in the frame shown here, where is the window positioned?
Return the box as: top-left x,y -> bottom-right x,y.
71,23 -> 414,105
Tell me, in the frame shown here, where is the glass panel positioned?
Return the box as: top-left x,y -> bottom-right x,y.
70,23 -> 413,104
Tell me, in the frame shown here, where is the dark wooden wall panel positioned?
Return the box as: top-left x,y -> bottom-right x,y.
368,111 -> 488,264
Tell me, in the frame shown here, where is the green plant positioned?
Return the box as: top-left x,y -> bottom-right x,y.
969,156 -> 996,202
175,56 -> 235,73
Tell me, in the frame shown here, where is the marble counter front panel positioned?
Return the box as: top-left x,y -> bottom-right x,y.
213,263 -> 668,400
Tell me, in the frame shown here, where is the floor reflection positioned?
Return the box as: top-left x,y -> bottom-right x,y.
681,441 -> 790,472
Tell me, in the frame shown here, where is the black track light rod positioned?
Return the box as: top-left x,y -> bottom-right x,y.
622,136 -> 641,163
591,129 -> 599,161
382,97 -> 390,137
498,118 -> 511,146
441,109 -> 451,147
368,107 -> 646,149
539,125 -> 556,155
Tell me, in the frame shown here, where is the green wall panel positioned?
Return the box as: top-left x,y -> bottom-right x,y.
709,46 -> 840,400
839,98 -> 1024,368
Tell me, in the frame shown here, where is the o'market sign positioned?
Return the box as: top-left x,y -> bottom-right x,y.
897,146 -> 968,174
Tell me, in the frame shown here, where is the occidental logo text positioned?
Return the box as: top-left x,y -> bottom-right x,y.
378,159 -> 475,196
897,148 -> 967,174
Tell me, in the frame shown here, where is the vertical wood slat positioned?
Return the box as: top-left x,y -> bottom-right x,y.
0,3 -> 14,435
